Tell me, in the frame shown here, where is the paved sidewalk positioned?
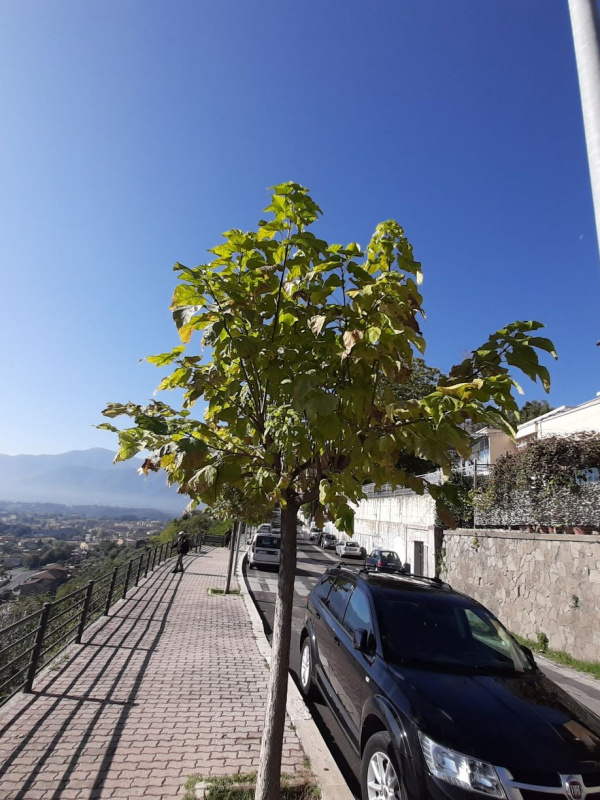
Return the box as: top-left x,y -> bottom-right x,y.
0,549 -> 306,800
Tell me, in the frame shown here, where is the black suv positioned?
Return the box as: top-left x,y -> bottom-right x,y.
299,565 -> 600,800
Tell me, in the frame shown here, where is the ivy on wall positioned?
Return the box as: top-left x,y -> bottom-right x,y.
475,434 -> 600,529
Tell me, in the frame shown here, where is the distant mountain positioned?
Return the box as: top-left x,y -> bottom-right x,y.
0,500 -> 174,521
0,448 -> 188,515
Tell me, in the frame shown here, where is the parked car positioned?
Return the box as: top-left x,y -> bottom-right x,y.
299,565 -> 600,800
335,539 -> 362,559
321,533 -> 338,550
256,523 -> 272,534
309,528 -> 322,542
247,533 -> 281,569
364,548 -> 404,573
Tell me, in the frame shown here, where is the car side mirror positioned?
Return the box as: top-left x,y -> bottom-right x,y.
353,628 -> 368,652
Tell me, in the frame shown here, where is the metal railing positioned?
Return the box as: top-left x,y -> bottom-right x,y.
0,534 -> 201,707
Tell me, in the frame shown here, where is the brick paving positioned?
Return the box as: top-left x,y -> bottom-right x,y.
0,549 -> 306,799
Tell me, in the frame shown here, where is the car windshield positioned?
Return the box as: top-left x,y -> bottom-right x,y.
375,593 -> 533,674
256,536 -> 280,548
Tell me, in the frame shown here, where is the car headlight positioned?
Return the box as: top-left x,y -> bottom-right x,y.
419,733 -> 505,798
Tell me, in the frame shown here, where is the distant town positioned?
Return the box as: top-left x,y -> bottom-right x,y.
0,501 -> 168,601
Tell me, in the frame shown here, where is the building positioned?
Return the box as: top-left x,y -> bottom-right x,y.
346,480 -> 441,577
516,395 -> 600,447
461,426 -> 516,476
19,565 -> 69,597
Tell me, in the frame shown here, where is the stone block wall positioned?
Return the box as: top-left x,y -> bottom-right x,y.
441,529 -> 600,662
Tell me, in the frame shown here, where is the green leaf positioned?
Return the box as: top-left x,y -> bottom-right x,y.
366,327 -> 381,344
147,347 -> 186,367
305,391 -> 338,420
189,464 -> 218,494
170,284 -> 207,310
314,412 -> 342,440
157,367 -> 191,391
115,431 -> 144,462
97,422 -> 118,433
279,311 -> 298,327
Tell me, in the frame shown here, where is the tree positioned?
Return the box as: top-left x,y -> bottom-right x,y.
519,399 -> 554,423
100,182 -> 556,799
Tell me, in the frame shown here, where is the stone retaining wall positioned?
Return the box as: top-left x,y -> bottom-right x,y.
440,529 -> 600,662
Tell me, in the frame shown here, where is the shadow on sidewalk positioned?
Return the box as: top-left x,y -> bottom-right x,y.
0,553 -> 201,799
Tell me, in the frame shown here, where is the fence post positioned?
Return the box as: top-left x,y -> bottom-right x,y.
122,560 -> 133,599
105,567 -> 119,616
135,554 -> 144,586
150,547 -> 157,572
76,581 -> 95,644
159,543 -> 165,564
24,603 -> 52,693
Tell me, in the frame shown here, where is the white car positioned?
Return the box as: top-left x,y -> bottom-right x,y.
256,523 -> 272,534
335,539 -> 363,559
248,533 -> 281,569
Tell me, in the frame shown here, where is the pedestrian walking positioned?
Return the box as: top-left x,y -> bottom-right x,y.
224,529 -> 232,549
172,531 -> 190,573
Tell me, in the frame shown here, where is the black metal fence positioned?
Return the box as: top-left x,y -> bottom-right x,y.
0,534 -> 203,708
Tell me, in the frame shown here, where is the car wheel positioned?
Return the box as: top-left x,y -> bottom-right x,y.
299,638 -> 317,700
361,731 -> 402,800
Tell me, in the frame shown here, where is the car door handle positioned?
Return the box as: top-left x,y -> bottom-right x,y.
315,611 -> 321,620
333,636 -> 340,646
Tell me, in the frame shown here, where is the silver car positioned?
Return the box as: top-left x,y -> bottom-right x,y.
335,539 -> 362,558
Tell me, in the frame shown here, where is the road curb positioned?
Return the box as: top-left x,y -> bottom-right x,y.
236,550 -> 354,800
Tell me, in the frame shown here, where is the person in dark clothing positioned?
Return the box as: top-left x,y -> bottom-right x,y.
172,531 -> 190,573
224,529 -> 232,549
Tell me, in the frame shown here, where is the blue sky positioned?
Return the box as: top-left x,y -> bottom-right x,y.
1,0 -> 598,456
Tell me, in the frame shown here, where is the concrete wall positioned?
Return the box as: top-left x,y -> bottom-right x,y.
441,529 -> 600,662
350,489 -> 438,577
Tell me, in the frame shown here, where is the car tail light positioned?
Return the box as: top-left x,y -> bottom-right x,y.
252,542 -> 256,551
377,560 -> 383,567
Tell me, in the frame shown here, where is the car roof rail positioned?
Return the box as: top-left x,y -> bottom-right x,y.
330,562 -> 451,589
400,572 -> 452,589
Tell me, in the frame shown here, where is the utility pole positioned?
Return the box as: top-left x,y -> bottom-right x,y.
568,0 -> 600,260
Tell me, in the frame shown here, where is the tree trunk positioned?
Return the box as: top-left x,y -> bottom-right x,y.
234,521 -> 244,575
225,520 -> 237,594
254,500 -> 298,800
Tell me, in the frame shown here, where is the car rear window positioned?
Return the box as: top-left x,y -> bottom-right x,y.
379,551 -> 400,563
256,536 -> 280,548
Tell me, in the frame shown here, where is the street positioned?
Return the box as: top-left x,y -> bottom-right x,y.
244,531 -> 363,797
243,531 -> 600,799
1,568 -> 38,592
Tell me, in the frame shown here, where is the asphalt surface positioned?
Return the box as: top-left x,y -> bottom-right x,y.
244,532 -> 363,797
242,531 -> 600,800
1,568 -> 37,591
